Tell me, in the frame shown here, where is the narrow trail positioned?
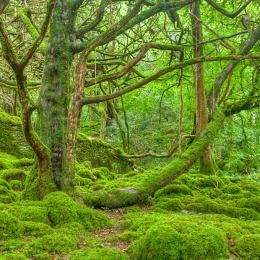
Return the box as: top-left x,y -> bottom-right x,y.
93,208 -> 130,252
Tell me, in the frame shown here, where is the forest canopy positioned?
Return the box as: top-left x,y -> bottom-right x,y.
0,0 -> 259,259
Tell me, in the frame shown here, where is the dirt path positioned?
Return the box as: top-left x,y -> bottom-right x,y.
92,208 -> 130,252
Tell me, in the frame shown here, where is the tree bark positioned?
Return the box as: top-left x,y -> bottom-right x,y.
190,1 -> 213,174
38,0 -> 79,194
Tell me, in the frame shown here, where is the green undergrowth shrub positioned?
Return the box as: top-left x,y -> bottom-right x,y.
72,248 -> 128,260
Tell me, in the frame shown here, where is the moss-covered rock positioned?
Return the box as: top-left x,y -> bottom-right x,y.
72,248 -> 128,260
0,210 -> 21,239
18,206 -> 49,224
0,169 -> 27,182
43,192 -> 110,229
129,222 -> 229,260
0,111 -> 33,158
76,133 -> 133,173
232,234 -> 260,260
154,184 -> 192,198
23,232 -> 77,256
21,221 -> 53,237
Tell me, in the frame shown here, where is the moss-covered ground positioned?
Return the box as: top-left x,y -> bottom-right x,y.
0,151 -> 259,259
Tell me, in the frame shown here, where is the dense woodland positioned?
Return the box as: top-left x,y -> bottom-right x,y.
0,0 -> 259,259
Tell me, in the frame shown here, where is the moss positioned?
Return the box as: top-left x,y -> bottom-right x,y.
76,133 -> 133,173
222,184 -> 242,194
17,206 -> 49,224
0,210 -> 21,239
0,180 -> 16,204
232,234 -> 260,259
0,253 -> 27,260
9,180 -> 23,191
43,192 -> 110,229
92,167 -> 115,180
21,221 -> 53,237
154,184 -> 192,199
0,169 -> 27,182
231,197 -> 260,213
75,175 -> 92,186
155,198 -> 184,211
184,198 -> 259,220
23,232 -> 77,257
2,239 -> 25,252
0,111 -> 33,158
72,248 -> 128,260
129,222 -> 229,260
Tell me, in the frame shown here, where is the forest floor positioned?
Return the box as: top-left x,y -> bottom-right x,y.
0,147 -> 259,259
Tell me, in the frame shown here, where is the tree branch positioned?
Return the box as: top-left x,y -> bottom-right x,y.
85,43 -> 183,87
208,23 -> 260,113
205,0 -> 253,18
81,54 -> 260,106
20,0 -> 56,69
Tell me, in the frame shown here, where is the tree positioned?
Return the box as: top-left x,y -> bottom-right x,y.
0,0 -> 259,200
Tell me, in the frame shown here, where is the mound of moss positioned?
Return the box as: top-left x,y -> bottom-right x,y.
129,221 -> 229,259
232,234 -> 260,259
0,179 -> 17,203
0,210 -> 21,239
72,248 -> 128,260
0,111 -> 33,158
23,232 -> 77,257
43,192 -> 110,229
76,133 -> 133,173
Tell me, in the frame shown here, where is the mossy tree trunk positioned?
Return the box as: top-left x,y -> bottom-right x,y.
37,0 -> 80,194
190,1 -> 213,175
85,96 -> 260,208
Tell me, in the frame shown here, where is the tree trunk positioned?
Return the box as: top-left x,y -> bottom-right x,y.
84,110 -> 226,208
190,1 -> 213,174
37,0 -> 78,195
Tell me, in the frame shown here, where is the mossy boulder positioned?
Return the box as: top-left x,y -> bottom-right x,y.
76,133 -> 133,173
21,221 -> 53,237
18,206 -> 49,224
0,180 -> 17,204
43,192 -> 110,229
72,248 -> 128,260
0,210 -> 21,239
129,222 -> 229,260
232,234 -> 260,260
154,184 -> 192,198
0,111 -> 33,158
23,232 -> 77,257
0,169 -> 27,182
